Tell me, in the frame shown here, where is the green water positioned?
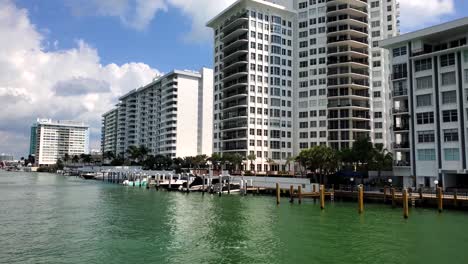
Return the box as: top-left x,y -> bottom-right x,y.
1,172 -> 468,264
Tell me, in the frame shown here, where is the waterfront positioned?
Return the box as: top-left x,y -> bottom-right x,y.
1,172 -> 468,263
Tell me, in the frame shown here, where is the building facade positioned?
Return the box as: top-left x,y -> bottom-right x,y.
101,108 -> 118,155
32,118 -> 89,165
102,68 -> 214,158
207,0 -> 399,172
382,18 -> 468,189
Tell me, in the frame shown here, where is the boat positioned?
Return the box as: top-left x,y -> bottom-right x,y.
81,173 -> 95,180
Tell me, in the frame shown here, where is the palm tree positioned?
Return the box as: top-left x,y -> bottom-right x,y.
371,144 -> 393,180
63,153 -> 70,164
72,155 -> 79,164
352,137 -> 374,183
246,153 -> 256,174
231,153 -> 245,174
285,156 -> 296,176
209,153 -> 222,170
266,158 -> 276,175
126,145 -> 149,164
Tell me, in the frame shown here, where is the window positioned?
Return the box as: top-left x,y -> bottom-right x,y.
444,148 -> 460,161
392,63 -> 407,79
393,46 -> 407,57
440,53 -> 455,67
443,129 -> 459,142
415,58 -> 432,72
416,112 -> 434,124
417,149 -> 436,161
465,69 -> 468,83
416,94 -> 432,107
418,130 -> 435,143
442,91 -> 457,104
442,110 -> 458,122
416,76 -> 433,90
441,72 -> 456,86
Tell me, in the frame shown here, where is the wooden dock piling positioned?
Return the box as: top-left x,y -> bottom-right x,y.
383,186 -> 387,203
276,183 -> 280,205
454,189 -> 458,207
403,188 -> 409,219
358,185 -> 364,214
320,185 -> 325,210
290,185 -> 294,203
437,186 -> 443,213
391,188 -> 396,208
298,185 -> 302,204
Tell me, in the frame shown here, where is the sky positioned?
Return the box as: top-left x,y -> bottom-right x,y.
0,0 -> 466,158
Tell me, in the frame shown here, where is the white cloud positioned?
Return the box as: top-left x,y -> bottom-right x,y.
399,0 -> 455,31
0,0 -> 161,157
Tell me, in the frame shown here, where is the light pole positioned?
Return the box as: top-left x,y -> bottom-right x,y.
388,178 -> 393,188
350,177 -> 354,191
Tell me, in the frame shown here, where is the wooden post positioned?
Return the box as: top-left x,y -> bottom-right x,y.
227,178 -> 231,194
437,186 -> 443,213
202,175 -> 205,195
320,185 -> 325,210
419,187 -> 423,200
391,188 -> 396,208
257,187 -> 260,195
290,185 -> 294,203
276,183 -> 280,205
358,185 -> 364,214
454,189 -> 458,207
403,188 -> 409,219
298,185 -> 302,204
383,185 -> 387,203
313,184 -> 317,203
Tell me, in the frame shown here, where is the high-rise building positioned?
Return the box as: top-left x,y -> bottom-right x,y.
101,108 -> 118,155
29,124 -> 37,156
382,18 -> 468,189
102,68 -> 214,158
32,118 -> 89,166
207,0 -> 399,173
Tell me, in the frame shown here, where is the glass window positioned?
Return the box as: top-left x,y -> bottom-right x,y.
416,94 -> 432,107
444,148 -> 460,161
441,72 -> 456,86
442,91 -> 457,104
416,76 -> 432,90
442,110 -> 458,122
415,58 -> 432,72
440,53 -> 455,67
416,112 -> 434,124
443,129 -> 459,142
418,130 -> 435,143
417,149 -> 436,161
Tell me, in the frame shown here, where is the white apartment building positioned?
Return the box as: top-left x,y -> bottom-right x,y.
382,18 -> 468,189
103,68 -> 214,158
207,0 -> 398,172
33,118 -> 89,165
101,108 -> 118,155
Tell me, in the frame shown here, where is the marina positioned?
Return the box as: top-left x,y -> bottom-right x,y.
2,171 -> 468,264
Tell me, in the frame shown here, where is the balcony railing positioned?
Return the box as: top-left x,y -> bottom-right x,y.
394,160 -> 411,167
393,142 -> 410,149
393,89 -> 408,97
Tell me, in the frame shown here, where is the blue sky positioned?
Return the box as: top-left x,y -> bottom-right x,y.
0,0 -> 466,158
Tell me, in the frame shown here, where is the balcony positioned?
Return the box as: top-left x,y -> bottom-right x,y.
223,141 -> 248,151
328,46 -> 368,57
223,99 -> 247,110
222,131 -> 247,140
393,142 -> 410,149
222,12 -> 248,33
327,35 -> 368,48
223,45 -> 249,61
328,100 -> 370,108
222,26 -> 249,43
221,120 -> 248,131
222,89 -> 248,102
393,89 -> 408,97
393,125 -> 410,132
392,108 -> 409,114
327,0 -> 367,8
223,66 -> 248,82
327,3 -> 367,16
328,67 -> 369,77
394,160 -> 411,167
223,77 -> 248,91
327,57 -> 369,67
327,24 -> 368,38
327,14 -> 368,28
223,34 -> 248,54
328,78 -> 370,88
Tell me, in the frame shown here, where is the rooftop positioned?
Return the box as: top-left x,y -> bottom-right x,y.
381,17 -> 468,48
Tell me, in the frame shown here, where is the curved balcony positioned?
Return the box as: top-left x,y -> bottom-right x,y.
327,67 -> 369,78
223,66 -> 248,83
223,35 -> 248,54
327,36 -> 368,49
221,88 -> 248,102
223,46 -> 249,62
222,130 -> 248,141
222,13 -> 248,33
222,110 -> 248,121
327,78 -> 370,90
328,100 -> 370,109
222,77 -> 248,91
222,99 -> 248,111
221,120 -> 248,131
327,26 -> 368,38
327,3 -> 367,17
222,27 -> 249,43
327,14 -> 368,28
222,141 -> 248,151
326,0 -> 367,8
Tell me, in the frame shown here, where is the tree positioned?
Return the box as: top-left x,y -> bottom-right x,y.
209,153 -> 222,170
285,156 -> 296,175
296,145 -> 337,183
56,158 -> 64,170
266,158 -> 276,174
193,154 -> 208,169
246,153 -> 256,173
126,145 -> 149,164
63,153 -> 70,164
231,153 -> 245,173
352,137 -> 374,183
370,144 -> 393,180
103,151 -> 115,161
72,155 -> 80,163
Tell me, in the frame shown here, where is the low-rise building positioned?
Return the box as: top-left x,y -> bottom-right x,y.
382,17 -> 468,189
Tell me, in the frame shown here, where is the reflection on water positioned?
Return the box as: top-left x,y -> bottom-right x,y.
1,171 -> 468,264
